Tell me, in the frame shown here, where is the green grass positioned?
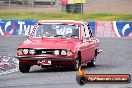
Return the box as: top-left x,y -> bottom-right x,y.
0,13 -> 132,21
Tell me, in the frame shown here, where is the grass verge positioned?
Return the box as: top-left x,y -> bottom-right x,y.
0,13 -> 132,21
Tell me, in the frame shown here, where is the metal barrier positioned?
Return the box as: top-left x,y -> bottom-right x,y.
0,0 -> 58,7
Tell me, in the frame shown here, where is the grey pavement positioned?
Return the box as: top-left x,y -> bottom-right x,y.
0,36 -> 132,88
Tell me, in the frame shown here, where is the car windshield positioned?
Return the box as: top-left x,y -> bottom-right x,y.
31,23 -> 80,39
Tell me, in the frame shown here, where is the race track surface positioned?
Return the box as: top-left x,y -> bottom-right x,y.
0,36 -> 132,88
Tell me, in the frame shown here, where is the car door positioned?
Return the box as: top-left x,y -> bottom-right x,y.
84,23 -> 95,61
80,24 -> 91,63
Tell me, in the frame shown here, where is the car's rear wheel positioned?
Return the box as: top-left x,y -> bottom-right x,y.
72,55 -> 81,71
87,56 -> 96,67
19,63 -> 31,73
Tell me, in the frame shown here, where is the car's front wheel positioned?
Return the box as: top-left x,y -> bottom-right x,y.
19,63 -> 31,73
72,55 -> 81,71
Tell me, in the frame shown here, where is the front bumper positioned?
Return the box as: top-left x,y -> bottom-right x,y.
15,56 -> 76,61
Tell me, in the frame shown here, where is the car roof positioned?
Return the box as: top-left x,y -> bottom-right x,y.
37,20 -> 85,24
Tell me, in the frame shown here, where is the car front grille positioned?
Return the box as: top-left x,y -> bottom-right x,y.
35,49 -> 55,55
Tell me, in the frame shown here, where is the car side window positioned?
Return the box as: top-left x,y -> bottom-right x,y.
87,23 -> 93,38
81,25 -> 86,39
82,24 -> 90,39
84,24 -> 90,38
82,23 -> 93,39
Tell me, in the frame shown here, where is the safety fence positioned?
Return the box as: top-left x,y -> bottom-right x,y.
0,20 -> 132,37
0,0 -> 131,14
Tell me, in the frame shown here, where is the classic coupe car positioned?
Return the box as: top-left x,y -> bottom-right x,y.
16,20 -> 102,73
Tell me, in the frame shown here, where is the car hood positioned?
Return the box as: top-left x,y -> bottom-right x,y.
18,38 -> 81,51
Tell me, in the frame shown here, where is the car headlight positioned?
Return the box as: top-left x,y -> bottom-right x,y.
29,49 -> 35,55
23,49 -> 29,55
54,50 -> 60,56
61,50 -> 67,56
17,49 -> 23,55
67,50 -> 73,56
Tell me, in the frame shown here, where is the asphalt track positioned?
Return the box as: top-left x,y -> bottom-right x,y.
0,36 -> 132,88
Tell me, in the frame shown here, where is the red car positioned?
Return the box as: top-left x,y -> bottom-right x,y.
16,20 -> 102,73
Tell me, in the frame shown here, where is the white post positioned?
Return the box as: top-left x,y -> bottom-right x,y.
9,0 -> 10,7
81,0 -> 83,14
32,0 -> 34,8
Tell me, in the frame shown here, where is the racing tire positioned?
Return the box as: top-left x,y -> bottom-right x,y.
72,55 -> 81,71
87,56 -> 96,67
19,63 -> 31,73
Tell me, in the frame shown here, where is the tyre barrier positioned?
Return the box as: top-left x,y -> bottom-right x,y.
0,56 -> 19,76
